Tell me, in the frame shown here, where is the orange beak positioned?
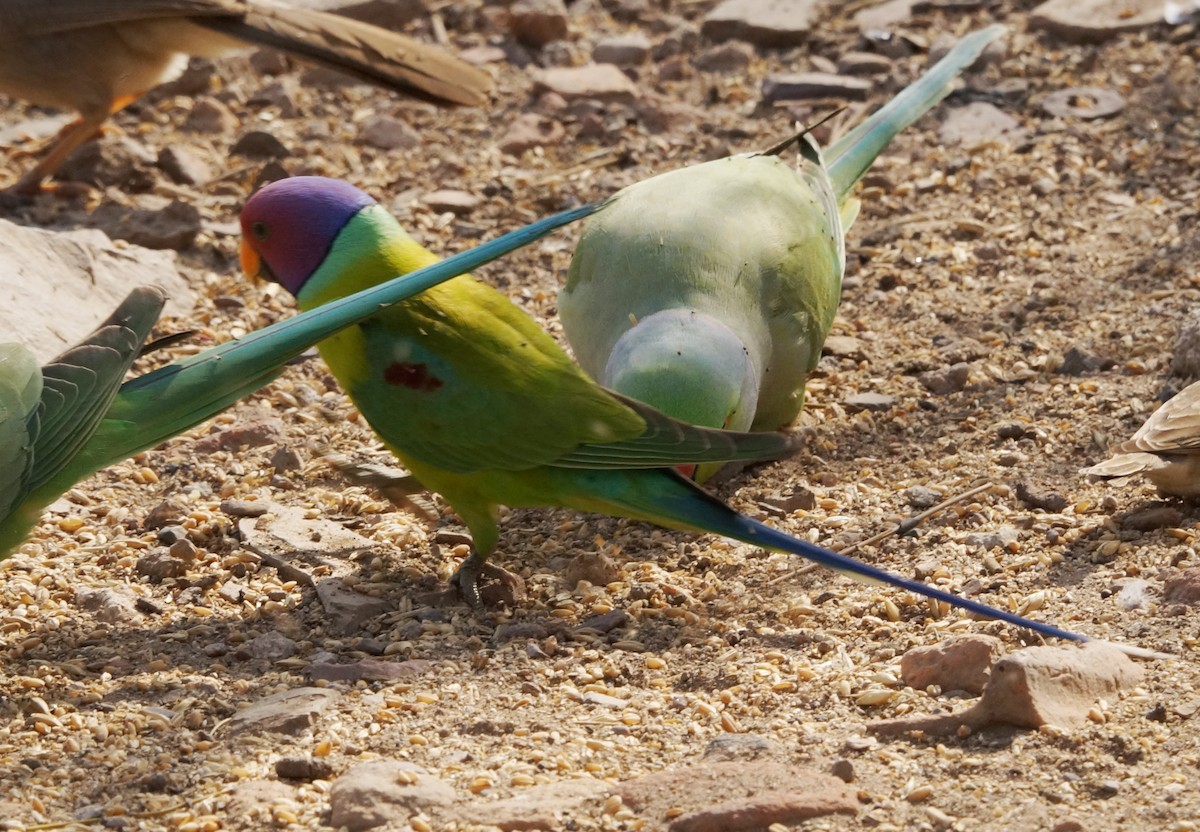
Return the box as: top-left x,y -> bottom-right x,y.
239,238 -> 262,281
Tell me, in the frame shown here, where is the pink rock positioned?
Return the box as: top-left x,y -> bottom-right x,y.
499,113 -> 566,154
533,65 -> 638,101
330,761 -> 456,831
508,0 -> 569,47
1164,568 -> 1200,604
459,779 -> 612,830
900,635 -> 1004,695
422,190 -> 482,216
872,642 -> 1145,736
616,761 -> 856,830
702,0 -> 821,47
1031,0 -> 1163,43
195,418 -> 284,452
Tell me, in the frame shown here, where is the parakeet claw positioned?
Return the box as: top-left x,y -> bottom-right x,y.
449,553 -> 526,609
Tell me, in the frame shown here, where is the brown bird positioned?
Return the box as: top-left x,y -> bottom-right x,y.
0,0 -> 492,193
1082,380 -> 1200,497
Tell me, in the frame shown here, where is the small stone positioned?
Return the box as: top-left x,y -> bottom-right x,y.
760,487 -> 817,514
168,538 -> 198,563
843,392 -> 896,413
900,635 -> 1004,695
271,446 -> 305,473
156,525 -> 189,545
498,113 -> 567,155
75,588 -> 142,624
1014,481 -> 1069,513
1051,818 -> 1086,832
762,72 -> 872,103
938,102 -> 1026,146
1057,348 -> 1101,376
220,499 -> 269,519
616,761 -> 857,830
90,200 -> 202,251
248,631 -> 299,661
508,0 -> 569,47
533,65 -> 638,101
903,485 -> 941,509
493,621 -> 550,643
135,550 -> 188,583
248,48 -> 291,75
276,756 -> 335,781
459,779 -> 612,831
144,501 -> 187,530
564,551 -> 622,588
1122,506 -> 1183,531
421,190 -> 481,216
830,759 -> 855,783
836,51 -> 893,75
316,579 -> 392,633
1164,568 -> 1200,605
195,419 -> 284,452
577,609 -> 630,634
157,146 -> 213,186
702,733 -> 782,761
702,0 -> 821,47
223,687 -> 338,737
182,98 -> 239,134
309,658 -> 432,683
594,33 -> 651,67
823,335 -> 864,359
853,0 -> 917,32
358,115 -> 420,151
1030,0 -> 1162,43
1041,87 -> 1126,119
963,526 -> 1019,550
231,131 -> 291,159
329,761 -> 455,832
691,41 -> 755,72
918,363 -> 970,395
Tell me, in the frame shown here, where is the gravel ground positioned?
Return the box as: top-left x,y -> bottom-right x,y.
1,1 -> 1198,830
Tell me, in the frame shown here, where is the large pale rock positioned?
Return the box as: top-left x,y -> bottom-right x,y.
702,0 -> 822,46
872,642 -> 1146,735
330,761 -> 456,831
1031,0 -> 1164,42
0,220 -> 194,361
616,761 -> 857,830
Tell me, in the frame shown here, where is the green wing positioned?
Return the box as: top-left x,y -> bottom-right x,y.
344,276 -> 798,475
0,344 -> 43,521
1,287 -> 166,555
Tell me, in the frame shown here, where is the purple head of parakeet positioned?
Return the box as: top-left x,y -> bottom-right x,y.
239,176 -> 376,296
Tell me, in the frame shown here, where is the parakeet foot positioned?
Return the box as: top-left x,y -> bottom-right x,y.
450,552 -> 527,608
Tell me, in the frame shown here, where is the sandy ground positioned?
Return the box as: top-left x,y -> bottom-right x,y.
1,1 -> 1198,830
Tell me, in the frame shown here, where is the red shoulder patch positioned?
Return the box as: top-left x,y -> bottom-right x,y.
384,361 -> 444,392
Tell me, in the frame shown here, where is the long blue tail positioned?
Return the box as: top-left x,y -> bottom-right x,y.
599,470 -> 1165,657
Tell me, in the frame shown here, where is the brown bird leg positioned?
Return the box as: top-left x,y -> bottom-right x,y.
13,94 -> 137,194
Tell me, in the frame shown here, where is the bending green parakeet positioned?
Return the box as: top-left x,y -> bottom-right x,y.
0,199 -> 602,558
559,25 -> 1005,480
236,174 -> 1138,653
0,286 -> 165,554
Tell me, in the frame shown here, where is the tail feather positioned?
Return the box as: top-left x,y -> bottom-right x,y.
599,470 -> 1166,658
81,200 -> 610,475
827,25 -> 1007,200
199,3 -> 492,107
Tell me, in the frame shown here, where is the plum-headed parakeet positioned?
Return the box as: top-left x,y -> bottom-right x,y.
0,199 -> 600,557
559,25 -> 1005,480
236,174 -> 1135,651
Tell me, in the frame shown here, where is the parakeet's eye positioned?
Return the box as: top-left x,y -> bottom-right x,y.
251,221 -> 270,241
